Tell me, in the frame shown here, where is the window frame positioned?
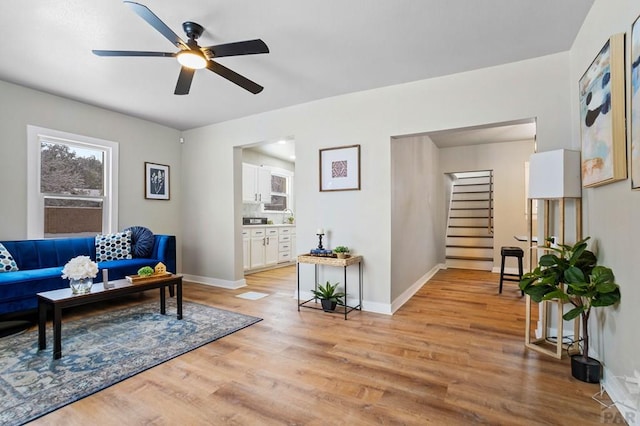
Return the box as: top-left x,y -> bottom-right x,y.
27,125 -> 119,239
262,166 -> 294,213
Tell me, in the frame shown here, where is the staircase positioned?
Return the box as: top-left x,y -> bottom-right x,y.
445,170 -> 494,271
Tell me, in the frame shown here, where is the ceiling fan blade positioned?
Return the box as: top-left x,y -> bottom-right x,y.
124,1 -> 188,49
206,60 -> 263,94
92,50 -> 176,57
174,67 -> 195,95
203,39 -> 269,58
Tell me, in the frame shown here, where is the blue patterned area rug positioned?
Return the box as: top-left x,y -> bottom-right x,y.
0,300 -> 261,425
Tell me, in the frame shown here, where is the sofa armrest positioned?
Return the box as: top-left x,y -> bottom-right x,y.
151,235 -> 176,274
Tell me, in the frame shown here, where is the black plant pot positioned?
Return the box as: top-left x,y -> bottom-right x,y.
320,299 -> 337,312
571,355 -> 602,383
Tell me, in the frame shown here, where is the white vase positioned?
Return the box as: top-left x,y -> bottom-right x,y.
70,278 -> 93,294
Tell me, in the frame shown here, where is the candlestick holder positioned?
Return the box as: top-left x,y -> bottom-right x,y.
316,232 -> 325,250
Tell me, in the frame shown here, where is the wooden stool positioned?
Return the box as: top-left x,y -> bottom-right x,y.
499,247 -> 524,295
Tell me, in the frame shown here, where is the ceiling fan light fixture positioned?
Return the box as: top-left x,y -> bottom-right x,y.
177,50 -> 207,69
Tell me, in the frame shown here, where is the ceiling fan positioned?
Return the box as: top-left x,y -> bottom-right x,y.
92,1 -> 269,95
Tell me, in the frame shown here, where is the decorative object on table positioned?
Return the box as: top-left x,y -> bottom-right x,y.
579,33 -> 626,188
333,245 -> 350,259
309,249 -> 333,257
316,228 -> 325,249
138,266 -> 154,277
145,162 -> 170,200
126,262 -> 171,283
632,16 -> 640,189
287,216 -> 295,224
319,144 -> 361,191
102,269 -> 115,289
61,256 -> 98,294
0,299 -> 262,425
519,237 -> 621,383
311,281 -> 346,312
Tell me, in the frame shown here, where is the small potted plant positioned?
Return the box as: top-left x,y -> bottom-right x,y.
311,281 -> 346,312
519,237 -> 621,383
333,246 -> 350,259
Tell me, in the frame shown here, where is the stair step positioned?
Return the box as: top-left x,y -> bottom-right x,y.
450,207 -> 493,210
448,225 -> 490,228
451,199 -> 491,202
446,245 -> 493,249
446,255 -> 494,261
449,215 -> 493,219
452,190 -> 491,194
447,234 -> 493,238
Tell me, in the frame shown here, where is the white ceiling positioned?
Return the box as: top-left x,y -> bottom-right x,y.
0,1 -> 594,131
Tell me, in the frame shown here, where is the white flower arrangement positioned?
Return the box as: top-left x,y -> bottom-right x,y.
61,255 -> 99,280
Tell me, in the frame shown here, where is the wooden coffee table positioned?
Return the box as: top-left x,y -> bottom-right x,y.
37,274 -> 182,360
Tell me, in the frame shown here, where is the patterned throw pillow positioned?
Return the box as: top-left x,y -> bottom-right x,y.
0,243 -> 19,272
95,231 -> 133,262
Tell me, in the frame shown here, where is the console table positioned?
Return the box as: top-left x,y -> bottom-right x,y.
297,254 -> 363,320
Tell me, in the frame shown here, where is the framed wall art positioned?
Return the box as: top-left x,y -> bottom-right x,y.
319,144 -> 361,191
145,162 -> 170,200
632,17 -> 640,189
579,32 -> 627,188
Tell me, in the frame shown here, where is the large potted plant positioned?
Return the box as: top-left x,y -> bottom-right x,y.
519,237 -> 621,383
311,281 -> 346,312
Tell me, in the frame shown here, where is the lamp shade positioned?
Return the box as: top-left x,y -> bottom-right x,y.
528,149 -> 582,198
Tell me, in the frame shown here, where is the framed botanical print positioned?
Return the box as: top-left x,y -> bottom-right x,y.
579,33 -> 627,188
319,145 -> 361,191
145,162 -> 170,200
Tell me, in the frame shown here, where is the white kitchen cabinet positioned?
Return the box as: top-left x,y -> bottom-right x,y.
264,228 -> 279,266
242,229 -> 250,270
242,163 -> 271,203
244,225 -> 296,271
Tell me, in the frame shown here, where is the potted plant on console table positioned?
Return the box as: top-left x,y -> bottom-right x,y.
519,237 -> 621,383
333,246 -> 350,259
311,281 -> 346,312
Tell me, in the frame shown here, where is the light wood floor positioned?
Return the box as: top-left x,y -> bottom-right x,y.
30,267 -> 619,425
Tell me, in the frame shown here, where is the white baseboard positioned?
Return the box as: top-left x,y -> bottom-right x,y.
181,274 -> 247,289
602,366 -> 640,425
390,263 -> 445,314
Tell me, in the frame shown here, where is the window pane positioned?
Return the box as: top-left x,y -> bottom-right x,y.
271,175 -> 287,193
264,195 -> 287,211
44,198 -> 103,237
40,142 -> 104,195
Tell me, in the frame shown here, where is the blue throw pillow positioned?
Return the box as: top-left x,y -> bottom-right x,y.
124,226 -> 154,258
0,243 -> 19,272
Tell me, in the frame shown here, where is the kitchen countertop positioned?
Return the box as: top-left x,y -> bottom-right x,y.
243,223 -> 295,227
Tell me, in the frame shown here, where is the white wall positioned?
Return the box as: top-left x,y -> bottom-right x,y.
439,140 -> 535,268
181,51 -> 572,311
569,0 -> 640,416
390,134 -> 444,301
0,80 -> 183,268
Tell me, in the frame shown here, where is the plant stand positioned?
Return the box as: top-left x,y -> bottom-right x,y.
297,254 -> 363,320
524,197 -> 581,359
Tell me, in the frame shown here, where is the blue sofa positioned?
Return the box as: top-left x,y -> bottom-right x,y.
0,235 -> 176,315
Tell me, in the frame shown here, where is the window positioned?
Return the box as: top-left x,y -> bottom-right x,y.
263,169 -> 293,212
27,126 -> 119,238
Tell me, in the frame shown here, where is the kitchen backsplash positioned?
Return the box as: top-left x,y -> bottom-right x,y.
243,203 -> 294,225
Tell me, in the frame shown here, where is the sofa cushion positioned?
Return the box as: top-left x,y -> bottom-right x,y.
124,226 -> 154,258
95,231 -> 132,262
0,243 -> 19,272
